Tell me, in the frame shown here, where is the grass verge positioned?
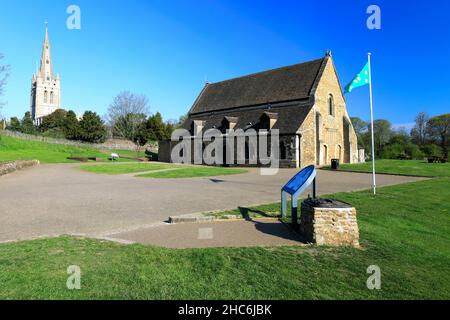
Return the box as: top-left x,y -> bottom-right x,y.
0,134 -> 137,164
137,166 -> 248,179
326,159 -> 450,177
0,177 -> 448,299
78,163 -> 177,175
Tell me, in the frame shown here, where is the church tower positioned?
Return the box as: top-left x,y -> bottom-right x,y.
30,24 -> 61,125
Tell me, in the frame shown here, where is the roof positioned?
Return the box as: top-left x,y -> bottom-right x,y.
189,57 -> 325,114
186,102 -> 313,135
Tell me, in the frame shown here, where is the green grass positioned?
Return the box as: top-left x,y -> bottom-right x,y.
137,166 -> 248,178
329,159 -> 450,177
79,163 -> 247,178
0,177 -> 449,299
78,163 -> 176,175
0,134 -> 137,164
108,149 -> 146,159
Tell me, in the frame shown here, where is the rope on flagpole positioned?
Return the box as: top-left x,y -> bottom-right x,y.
368,52 -> 377,195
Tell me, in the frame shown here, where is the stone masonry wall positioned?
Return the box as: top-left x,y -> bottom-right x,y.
1,130 -> 157,152
300,202 -> 360,247
0,160 -> 40,177
300,56 -> 360,167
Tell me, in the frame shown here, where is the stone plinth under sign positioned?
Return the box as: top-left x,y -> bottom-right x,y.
300,198 -> 359,247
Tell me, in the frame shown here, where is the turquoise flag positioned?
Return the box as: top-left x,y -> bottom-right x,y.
344,62 -> 370,94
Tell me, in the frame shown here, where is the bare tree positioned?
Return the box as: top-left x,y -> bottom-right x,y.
0,53 -> 10,118
411,112 -> 429,145
106,91 -> 150,141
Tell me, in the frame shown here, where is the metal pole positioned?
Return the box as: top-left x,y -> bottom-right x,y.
312,178 -> 317,199
368,53 -> 376,195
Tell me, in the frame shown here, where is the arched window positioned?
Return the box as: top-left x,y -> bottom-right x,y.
44,91 -> 48,103
328,94 -> 335,116
50,92 -> 54,104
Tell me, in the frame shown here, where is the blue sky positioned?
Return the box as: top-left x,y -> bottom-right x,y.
0,0 -> 449,129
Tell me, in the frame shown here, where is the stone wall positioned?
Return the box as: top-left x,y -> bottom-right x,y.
0,160 -> 40,177
1,130 -> 158,152
300,200 -> 360,247
300,55 -> 360,167
159,134 -> 298,168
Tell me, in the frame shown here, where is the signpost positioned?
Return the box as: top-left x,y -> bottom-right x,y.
281,165 -> 317,229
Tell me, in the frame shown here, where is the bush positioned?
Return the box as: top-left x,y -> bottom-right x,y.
78,111 -> 107,143
421,144 -> 443,157
405,143 -> 425,160
380,143 -> 404,159
41,127 -> 66,139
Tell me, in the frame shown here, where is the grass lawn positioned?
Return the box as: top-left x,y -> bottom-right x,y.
0,177 -> 449,299
78,163 -> 176,175
137,166 -> 248,178
0,134 -> 137,164
107,149 -> 148,159
328,159 -> 450,177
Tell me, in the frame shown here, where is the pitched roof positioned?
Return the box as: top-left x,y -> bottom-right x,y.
190,57 -> 325,114
186,102 -> 313,135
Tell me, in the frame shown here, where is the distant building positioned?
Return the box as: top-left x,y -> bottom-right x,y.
159,52 -> 361,168
30,25 -> 61,125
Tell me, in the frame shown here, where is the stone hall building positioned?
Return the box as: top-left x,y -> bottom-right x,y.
30,25 -> 61,125
159,52 -> 362,168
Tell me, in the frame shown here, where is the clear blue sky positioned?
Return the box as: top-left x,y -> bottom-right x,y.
0,0 -> 449,129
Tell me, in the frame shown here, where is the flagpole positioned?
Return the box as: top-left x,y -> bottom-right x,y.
368,52 -> 376,195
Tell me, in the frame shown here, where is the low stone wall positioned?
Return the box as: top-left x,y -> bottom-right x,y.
300,200 -> 360,247
0,160 -> 40,177
1,130 -> 158,152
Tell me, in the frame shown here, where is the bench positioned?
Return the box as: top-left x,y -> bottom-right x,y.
427,156 -> 447,164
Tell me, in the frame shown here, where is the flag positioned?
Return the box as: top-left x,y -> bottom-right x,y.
344,62 -> 370,94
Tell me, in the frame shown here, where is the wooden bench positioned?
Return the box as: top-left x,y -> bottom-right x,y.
427,156 -> 447,164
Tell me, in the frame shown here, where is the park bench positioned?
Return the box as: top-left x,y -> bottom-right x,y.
427,156 -> 447,163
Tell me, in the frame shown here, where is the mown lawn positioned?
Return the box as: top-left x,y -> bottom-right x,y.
137,166 -> 248,178
0,134 -> 136,164
329,159 -> 450,177
0,177 -> 448,299
78,163 -> 176,175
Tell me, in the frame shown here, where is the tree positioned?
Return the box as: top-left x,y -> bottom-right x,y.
426,113 -> 450,157
370,119 -> 393,156
146,112 -> 166,141
107,91 -> 149,141
39,109 -> 68,132
21,111 -> 35,134
176,113 -> 188,129
389,127 -> 410,146
0,53 -> 10,117
350,117 -> 368,149
164,120 -> 176,139
8,117 -> 21,131
78,111 -> 106,143
113,112 -> 147,141
351,117 -> 368,136
411,112 -> 429,145
63,110 -> 80,140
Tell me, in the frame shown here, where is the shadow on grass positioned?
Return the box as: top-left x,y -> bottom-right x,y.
237,206 -> 281,220
237,207 -> 306,243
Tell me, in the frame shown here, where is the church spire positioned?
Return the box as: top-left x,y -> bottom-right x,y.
38,22 -> 53,80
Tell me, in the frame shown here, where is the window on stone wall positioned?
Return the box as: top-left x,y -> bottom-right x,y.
50,92 -> 54,104
328,94 -> 335,116
44,91 -> 48,103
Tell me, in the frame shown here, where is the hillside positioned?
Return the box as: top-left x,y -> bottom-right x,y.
0,134 -> 136,163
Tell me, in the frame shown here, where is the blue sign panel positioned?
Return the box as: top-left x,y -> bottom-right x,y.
281,165 -> 317,219
282,165 -> 316,195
